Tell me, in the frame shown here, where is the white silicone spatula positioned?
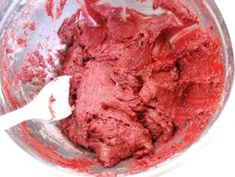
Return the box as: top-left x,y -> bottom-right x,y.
0,75 -> 72,131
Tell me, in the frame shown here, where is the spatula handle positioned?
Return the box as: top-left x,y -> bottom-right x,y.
0,105 -> 34,131
0,100 -> 52,131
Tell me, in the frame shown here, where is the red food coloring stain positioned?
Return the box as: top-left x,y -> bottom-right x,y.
2,76 -> 22,108
45,0 -> 67,19
5,48 -> 13,54
45,0 -> 54,19
19,50 -> 49,86
16,37 -> 27,47
23,22 -> 36,31
137,0 -> 147,2
56,0 -> 67,19
1,61 -> 9,71
49,95 -> 56,119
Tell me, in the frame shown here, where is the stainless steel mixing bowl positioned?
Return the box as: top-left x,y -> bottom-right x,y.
0,0 -> 234,176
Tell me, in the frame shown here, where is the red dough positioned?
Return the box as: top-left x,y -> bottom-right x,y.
58,1 -> 224,168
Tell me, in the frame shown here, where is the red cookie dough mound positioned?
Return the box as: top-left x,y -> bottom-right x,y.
59,1 -> 224,168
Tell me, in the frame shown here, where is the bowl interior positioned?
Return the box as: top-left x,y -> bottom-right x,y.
0,0 -> 233,176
